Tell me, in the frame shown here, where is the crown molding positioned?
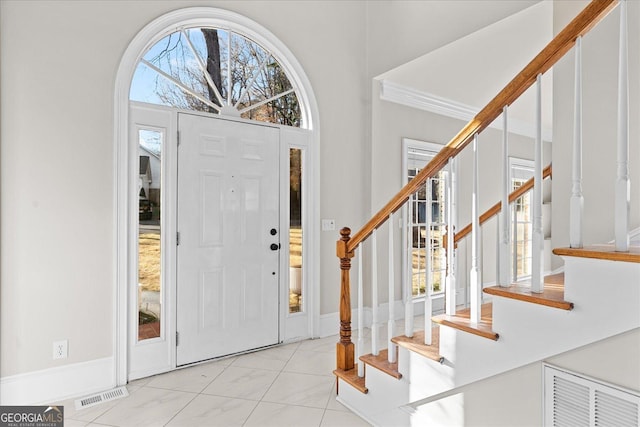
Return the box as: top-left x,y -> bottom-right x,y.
379,80 -> 552,142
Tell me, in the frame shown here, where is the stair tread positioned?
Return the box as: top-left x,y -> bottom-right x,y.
333,364 -> 368,394
392,328 -> 444,363
360,349 -> 402,379
432,303 -> 499,341
484,273 -> 574,310
553,244 -> 640,263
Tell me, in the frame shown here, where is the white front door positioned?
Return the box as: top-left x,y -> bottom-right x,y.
176,113 -> 280,366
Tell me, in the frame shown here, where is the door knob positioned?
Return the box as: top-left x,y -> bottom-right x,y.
270,228 -> 277,236
270,243 -> 280,251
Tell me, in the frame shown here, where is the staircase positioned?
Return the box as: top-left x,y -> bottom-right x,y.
336,247 -> 639,424
333,1 -> 639,425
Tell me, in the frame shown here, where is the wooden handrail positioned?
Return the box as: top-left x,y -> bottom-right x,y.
346,0 -> 617,254
453,164 -> 552,245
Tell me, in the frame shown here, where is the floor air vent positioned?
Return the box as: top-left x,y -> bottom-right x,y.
74,386 -> 129,410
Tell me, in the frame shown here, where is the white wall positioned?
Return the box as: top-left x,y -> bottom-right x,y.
365,0 -> 541,80
0,0 -> 368,378
454,328 -> 640,426
378,1 -> 554,133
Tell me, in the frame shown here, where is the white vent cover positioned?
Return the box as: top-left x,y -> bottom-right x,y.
74,386 -> 129,410
544,364 -> 639,426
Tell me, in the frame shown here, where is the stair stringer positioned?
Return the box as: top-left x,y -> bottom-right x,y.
336,256 -> 640,425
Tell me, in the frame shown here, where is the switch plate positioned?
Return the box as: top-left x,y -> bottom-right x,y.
322,219 -> 335,231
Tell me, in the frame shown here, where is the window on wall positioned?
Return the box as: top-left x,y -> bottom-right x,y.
138,128 -> 163,341
289,147 -> 303,313
510,158 -> 534,281
404,140 -> 446,298
130,27 -> 302,127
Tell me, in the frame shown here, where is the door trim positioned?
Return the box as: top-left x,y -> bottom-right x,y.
115,8 -> 320,385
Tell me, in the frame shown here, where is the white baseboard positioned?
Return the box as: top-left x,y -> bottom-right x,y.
1,357 -> 115,405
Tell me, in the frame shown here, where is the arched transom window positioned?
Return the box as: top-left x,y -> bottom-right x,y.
131,27 -> 302,127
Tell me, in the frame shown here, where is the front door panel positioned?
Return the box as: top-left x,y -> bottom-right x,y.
177,113 -> 280,366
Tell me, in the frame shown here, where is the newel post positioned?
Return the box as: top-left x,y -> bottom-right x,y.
336,227 -> 355,371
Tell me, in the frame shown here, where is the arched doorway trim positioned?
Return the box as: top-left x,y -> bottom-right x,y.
114,7 -> 320,385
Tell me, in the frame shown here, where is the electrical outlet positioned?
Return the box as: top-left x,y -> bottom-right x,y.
53,340 -> 68,360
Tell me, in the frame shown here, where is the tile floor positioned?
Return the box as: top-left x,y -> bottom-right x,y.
58,335 -> 372,427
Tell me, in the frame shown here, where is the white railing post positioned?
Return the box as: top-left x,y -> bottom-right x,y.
388,213 -> 397,363
496,213 -> 500,286
570,36 -> 584,249
357,249 -> 364,377
445,159 -> 457,314
532,73 -> 544,293
616,0 -> 630,252
499,106 -> 511,286
405,197 -> 414,338
470,134 -> 482,324
512,198 -> 519,283
424,178 -> 433,345
371,229 -> 379,356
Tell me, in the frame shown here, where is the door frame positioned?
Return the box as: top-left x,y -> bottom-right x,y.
114,8 -> 320,385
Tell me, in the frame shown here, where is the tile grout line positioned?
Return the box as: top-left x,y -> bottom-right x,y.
160,362 -> 229,427
241,340 -> 303,426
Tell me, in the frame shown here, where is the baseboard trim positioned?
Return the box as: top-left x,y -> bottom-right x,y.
0,357 -> 114,405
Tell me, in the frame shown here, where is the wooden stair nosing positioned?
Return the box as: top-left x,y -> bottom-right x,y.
432,303 -> 499,341
391,328 -> 445,364
485,285 -> 573,310
333,364 -> 368,394
553,245 -> 640,263
359,349 -> 402,379
484,274 -> 573,311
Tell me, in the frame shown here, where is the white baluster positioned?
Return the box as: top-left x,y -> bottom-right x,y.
405,196 -> 414,338
425,178 -> 433,346
388,213 -> 397,363
512,199 -> 519,283
532,73 -> 544,293
445,159 -> 457,314
570,36 -> 584,249
496,212 -> 500,287
372,229 -> 379,356
499,106 -> 511,286
616,0 -> 630,252
470,134 -> 482,324
357,248 -> 364,377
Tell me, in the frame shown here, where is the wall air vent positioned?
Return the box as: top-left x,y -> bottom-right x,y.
544,364 -> 639,427
74,386 -> 129,410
